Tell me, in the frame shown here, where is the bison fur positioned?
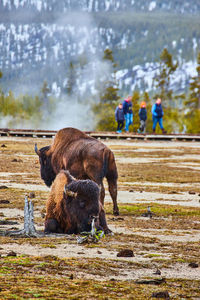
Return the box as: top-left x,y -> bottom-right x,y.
45,170 -> 111,234
35,127 -> 119,215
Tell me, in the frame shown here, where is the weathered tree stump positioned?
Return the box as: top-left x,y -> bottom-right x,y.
6,195 -> 42,237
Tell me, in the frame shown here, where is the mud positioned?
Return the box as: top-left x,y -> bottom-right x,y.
0,137 -> 200,299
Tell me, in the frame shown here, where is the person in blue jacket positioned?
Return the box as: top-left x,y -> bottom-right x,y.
122,95 -> 133,132
151,98 -> 166,133
115,103 -> 125,133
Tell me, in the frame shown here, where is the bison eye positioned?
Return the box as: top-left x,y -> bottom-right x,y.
79,201 -> 85,208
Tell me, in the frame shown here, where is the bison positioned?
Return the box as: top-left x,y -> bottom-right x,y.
45,170 -> 110,234
35,127 -> 119,215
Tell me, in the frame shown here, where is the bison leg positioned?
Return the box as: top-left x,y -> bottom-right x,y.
44,218 -> 63,234
99,183 -> 105,206
108,179 -> 119,216
99,204 -> 112,234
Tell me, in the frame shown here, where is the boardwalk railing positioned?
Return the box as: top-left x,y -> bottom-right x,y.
0,128 -> 200,141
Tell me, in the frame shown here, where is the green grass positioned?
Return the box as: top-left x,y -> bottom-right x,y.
105,203 -> 200,217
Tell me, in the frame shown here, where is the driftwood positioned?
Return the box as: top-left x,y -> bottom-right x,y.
5,195 -> 42,237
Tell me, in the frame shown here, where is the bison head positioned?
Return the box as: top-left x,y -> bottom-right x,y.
63,172 -> 100,233
35,144 -> 56,187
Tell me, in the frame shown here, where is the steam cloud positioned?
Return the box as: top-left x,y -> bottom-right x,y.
0,9 -> 112,131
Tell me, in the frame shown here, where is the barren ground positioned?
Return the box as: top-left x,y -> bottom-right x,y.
0,136 -> 200,299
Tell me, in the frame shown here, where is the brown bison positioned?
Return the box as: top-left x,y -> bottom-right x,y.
45,170 -> 110,234
35,127 -> 119,215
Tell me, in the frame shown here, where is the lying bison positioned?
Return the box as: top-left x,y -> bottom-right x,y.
35,127 -> 119,215
45,170 -> 110,234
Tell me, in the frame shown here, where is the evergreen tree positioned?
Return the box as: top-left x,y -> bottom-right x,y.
153,48 -> 179,133
100,49 -> 119,104
154,48 -> 178,105
186,51 -> 200,109
0,71 -> 4,110
65,61 -> 76,96
131,90 -> 140,132
93,48 -> 120,131
41,80 -> 50,109
184,51 -> 200,133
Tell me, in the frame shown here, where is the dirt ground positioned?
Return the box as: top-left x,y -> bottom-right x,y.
0,136 -> 200,299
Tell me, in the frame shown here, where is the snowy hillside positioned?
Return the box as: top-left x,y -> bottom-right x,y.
0,0 -> 200,96
1,0 -> 200,14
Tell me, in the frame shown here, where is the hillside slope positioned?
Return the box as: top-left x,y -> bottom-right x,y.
0,0 -> 199,95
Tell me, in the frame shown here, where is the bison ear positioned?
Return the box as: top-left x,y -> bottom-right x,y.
64,184 -> 77,198
64,170 -> 76,184
35,143 -> 41,157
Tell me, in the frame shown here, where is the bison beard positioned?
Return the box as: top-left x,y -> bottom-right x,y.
35,127 -> 119,215
45,170 -> 110,234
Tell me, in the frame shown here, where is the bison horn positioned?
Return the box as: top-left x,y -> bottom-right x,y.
64,185 -> 77,198
34,143 -> 41,156
64,170 -> 76,183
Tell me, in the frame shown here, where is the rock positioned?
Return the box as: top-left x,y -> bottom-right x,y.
135,278 -> 165,285
188,262 -> 199,268
7,251 -> 17,257
188,191 -> 196,195
153,268 -> 161,275
0,200 -> 10,204
169,190 -> 178,194
129,189 -> 134,192
11,158 -> 23,163
109,217 -> 124,221
141,207 -> 153,218
117,249 -> 134,257
1,144 -> 7,148
141,212 -> 153,218
0,220 -> 18,225
151,290 -> 170,299
0,186 -> 8,189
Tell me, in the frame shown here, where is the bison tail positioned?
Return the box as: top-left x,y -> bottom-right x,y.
104,149 -> 119,215
104,149 -> 118,182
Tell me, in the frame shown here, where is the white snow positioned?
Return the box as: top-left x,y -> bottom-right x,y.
149,1 -> 156,11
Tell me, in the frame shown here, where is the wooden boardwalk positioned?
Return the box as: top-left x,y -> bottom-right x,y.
0,128 -> 200,141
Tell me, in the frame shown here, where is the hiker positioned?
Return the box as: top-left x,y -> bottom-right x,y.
115,103 -> 125,133
138,101 -> 147,134
122,95 -> 133,132
151,98 -> 166,133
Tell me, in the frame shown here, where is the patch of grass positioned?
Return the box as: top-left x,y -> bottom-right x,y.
105,203 -> 200,217
0,255 -> 200,300
144,253 -> 162,258
117,161 -> 200,184
41,244 -> 57,249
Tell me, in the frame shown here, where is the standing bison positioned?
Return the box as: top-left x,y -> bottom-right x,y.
35,127 -> 119,215
45,170 -> 110,234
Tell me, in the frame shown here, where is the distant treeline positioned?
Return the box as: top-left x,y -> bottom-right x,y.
94,12 -> 200,68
